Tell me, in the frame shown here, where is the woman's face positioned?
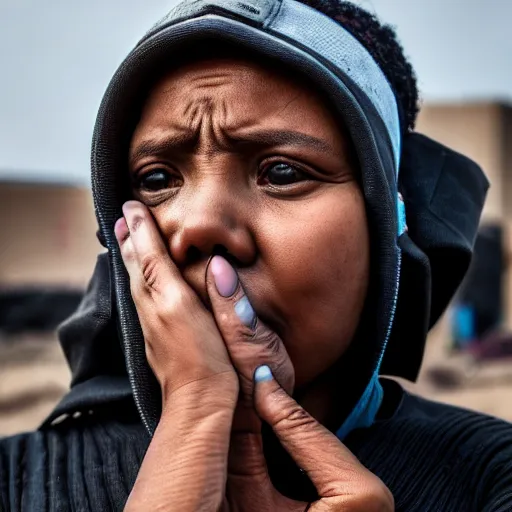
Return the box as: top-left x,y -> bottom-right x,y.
129,56 -> 369,388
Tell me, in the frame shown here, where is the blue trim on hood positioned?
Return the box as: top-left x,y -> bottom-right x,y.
337,243 -> 403,438
336,372 -> 383,441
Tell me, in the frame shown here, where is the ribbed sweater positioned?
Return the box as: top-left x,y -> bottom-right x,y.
1,382 -> 512,511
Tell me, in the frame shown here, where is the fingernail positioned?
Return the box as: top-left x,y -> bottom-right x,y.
114,217 -> 129,243
211,255 -> 238,297
122,201 -> 144,231
122,201 -> 133,219
235,296 -> 256,328
122,200 -> 139,212
254,365 -> 273,383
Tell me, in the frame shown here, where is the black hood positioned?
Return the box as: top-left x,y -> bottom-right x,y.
44,0 -> 489,437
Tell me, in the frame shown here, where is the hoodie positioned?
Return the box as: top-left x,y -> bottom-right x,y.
86,0 -> 487,435
3,1 -> 510,511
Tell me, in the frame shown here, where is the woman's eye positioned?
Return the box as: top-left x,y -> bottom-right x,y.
137,170 -> 174,191
263,163 -> 309,186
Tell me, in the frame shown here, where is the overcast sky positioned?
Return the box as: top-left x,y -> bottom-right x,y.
1,0 -> 511,184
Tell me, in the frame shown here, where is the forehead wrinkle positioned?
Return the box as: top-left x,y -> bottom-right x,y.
189,73 -> 235,89
133,92 -> 237,163
133,63 -> 344,162
195,97 -> 235,156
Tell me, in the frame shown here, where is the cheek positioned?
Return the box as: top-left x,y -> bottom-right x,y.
259,186 -> 369,384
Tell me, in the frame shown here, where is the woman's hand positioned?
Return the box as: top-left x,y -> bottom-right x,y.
252,369 -> 394,511
117,201 -> 238,512
117,200 -> 393,511
115,200 -> 238,401
206,256 -> 394,511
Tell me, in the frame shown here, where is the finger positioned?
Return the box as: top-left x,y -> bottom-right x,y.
114,216 -> 130,246
253,366 -> 394,510
118,201 -> 187,300
206,255 -> 295,489
206,255 -> 294,396
114,215 -> 144,291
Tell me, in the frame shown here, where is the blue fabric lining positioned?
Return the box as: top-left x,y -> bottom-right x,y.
337,243 -> 402,439
398,196 -> 406,236
336,372 -> 383,440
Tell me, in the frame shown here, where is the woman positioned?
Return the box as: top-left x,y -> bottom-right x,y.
1,0 -> 511,510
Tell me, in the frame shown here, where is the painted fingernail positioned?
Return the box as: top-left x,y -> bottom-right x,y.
122,200 -> 139,212
122,202 -> 144,231
211,255 -> 238,297
235,296 -> 256,328
254,365 -> 273,383
114,217 -> 129,243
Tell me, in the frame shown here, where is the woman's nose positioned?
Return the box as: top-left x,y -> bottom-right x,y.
169,193 -> 256,267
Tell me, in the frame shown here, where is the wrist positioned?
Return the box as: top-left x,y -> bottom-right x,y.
127,386 -> 236,512
161,371 -> 239,415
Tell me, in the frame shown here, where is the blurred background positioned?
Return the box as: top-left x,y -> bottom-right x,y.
1,0 -> 512,436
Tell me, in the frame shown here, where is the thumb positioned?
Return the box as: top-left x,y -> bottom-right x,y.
253,366 -> 394,511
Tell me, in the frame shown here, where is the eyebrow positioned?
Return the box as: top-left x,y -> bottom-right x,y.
129,133 -> 197,168
129,129 -> 336,167
229,129 -> 335,153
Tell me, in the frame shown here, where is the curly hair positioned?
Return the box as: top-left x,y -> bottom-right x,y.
299,0 -> 420,134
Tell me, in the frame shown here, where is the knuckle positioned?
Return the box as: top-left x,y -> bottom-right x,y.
284,405 -> 314,426
160,286 -> 196,316
139,252 -> 162,292
129,214 -> 145,232
229,321 -> 255,342
254,328 -> 281,355
273,401 -> 316,432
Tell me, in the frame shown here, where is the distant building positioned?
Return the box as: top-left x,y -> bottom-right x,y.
417,102 -> 512,332
0,181 -> 100,288
417,102 -> 512,222
0,182 -> 100,332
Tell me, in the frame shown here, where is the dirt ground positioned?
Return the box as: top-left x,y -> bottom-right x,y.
1,324 -> 512,437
